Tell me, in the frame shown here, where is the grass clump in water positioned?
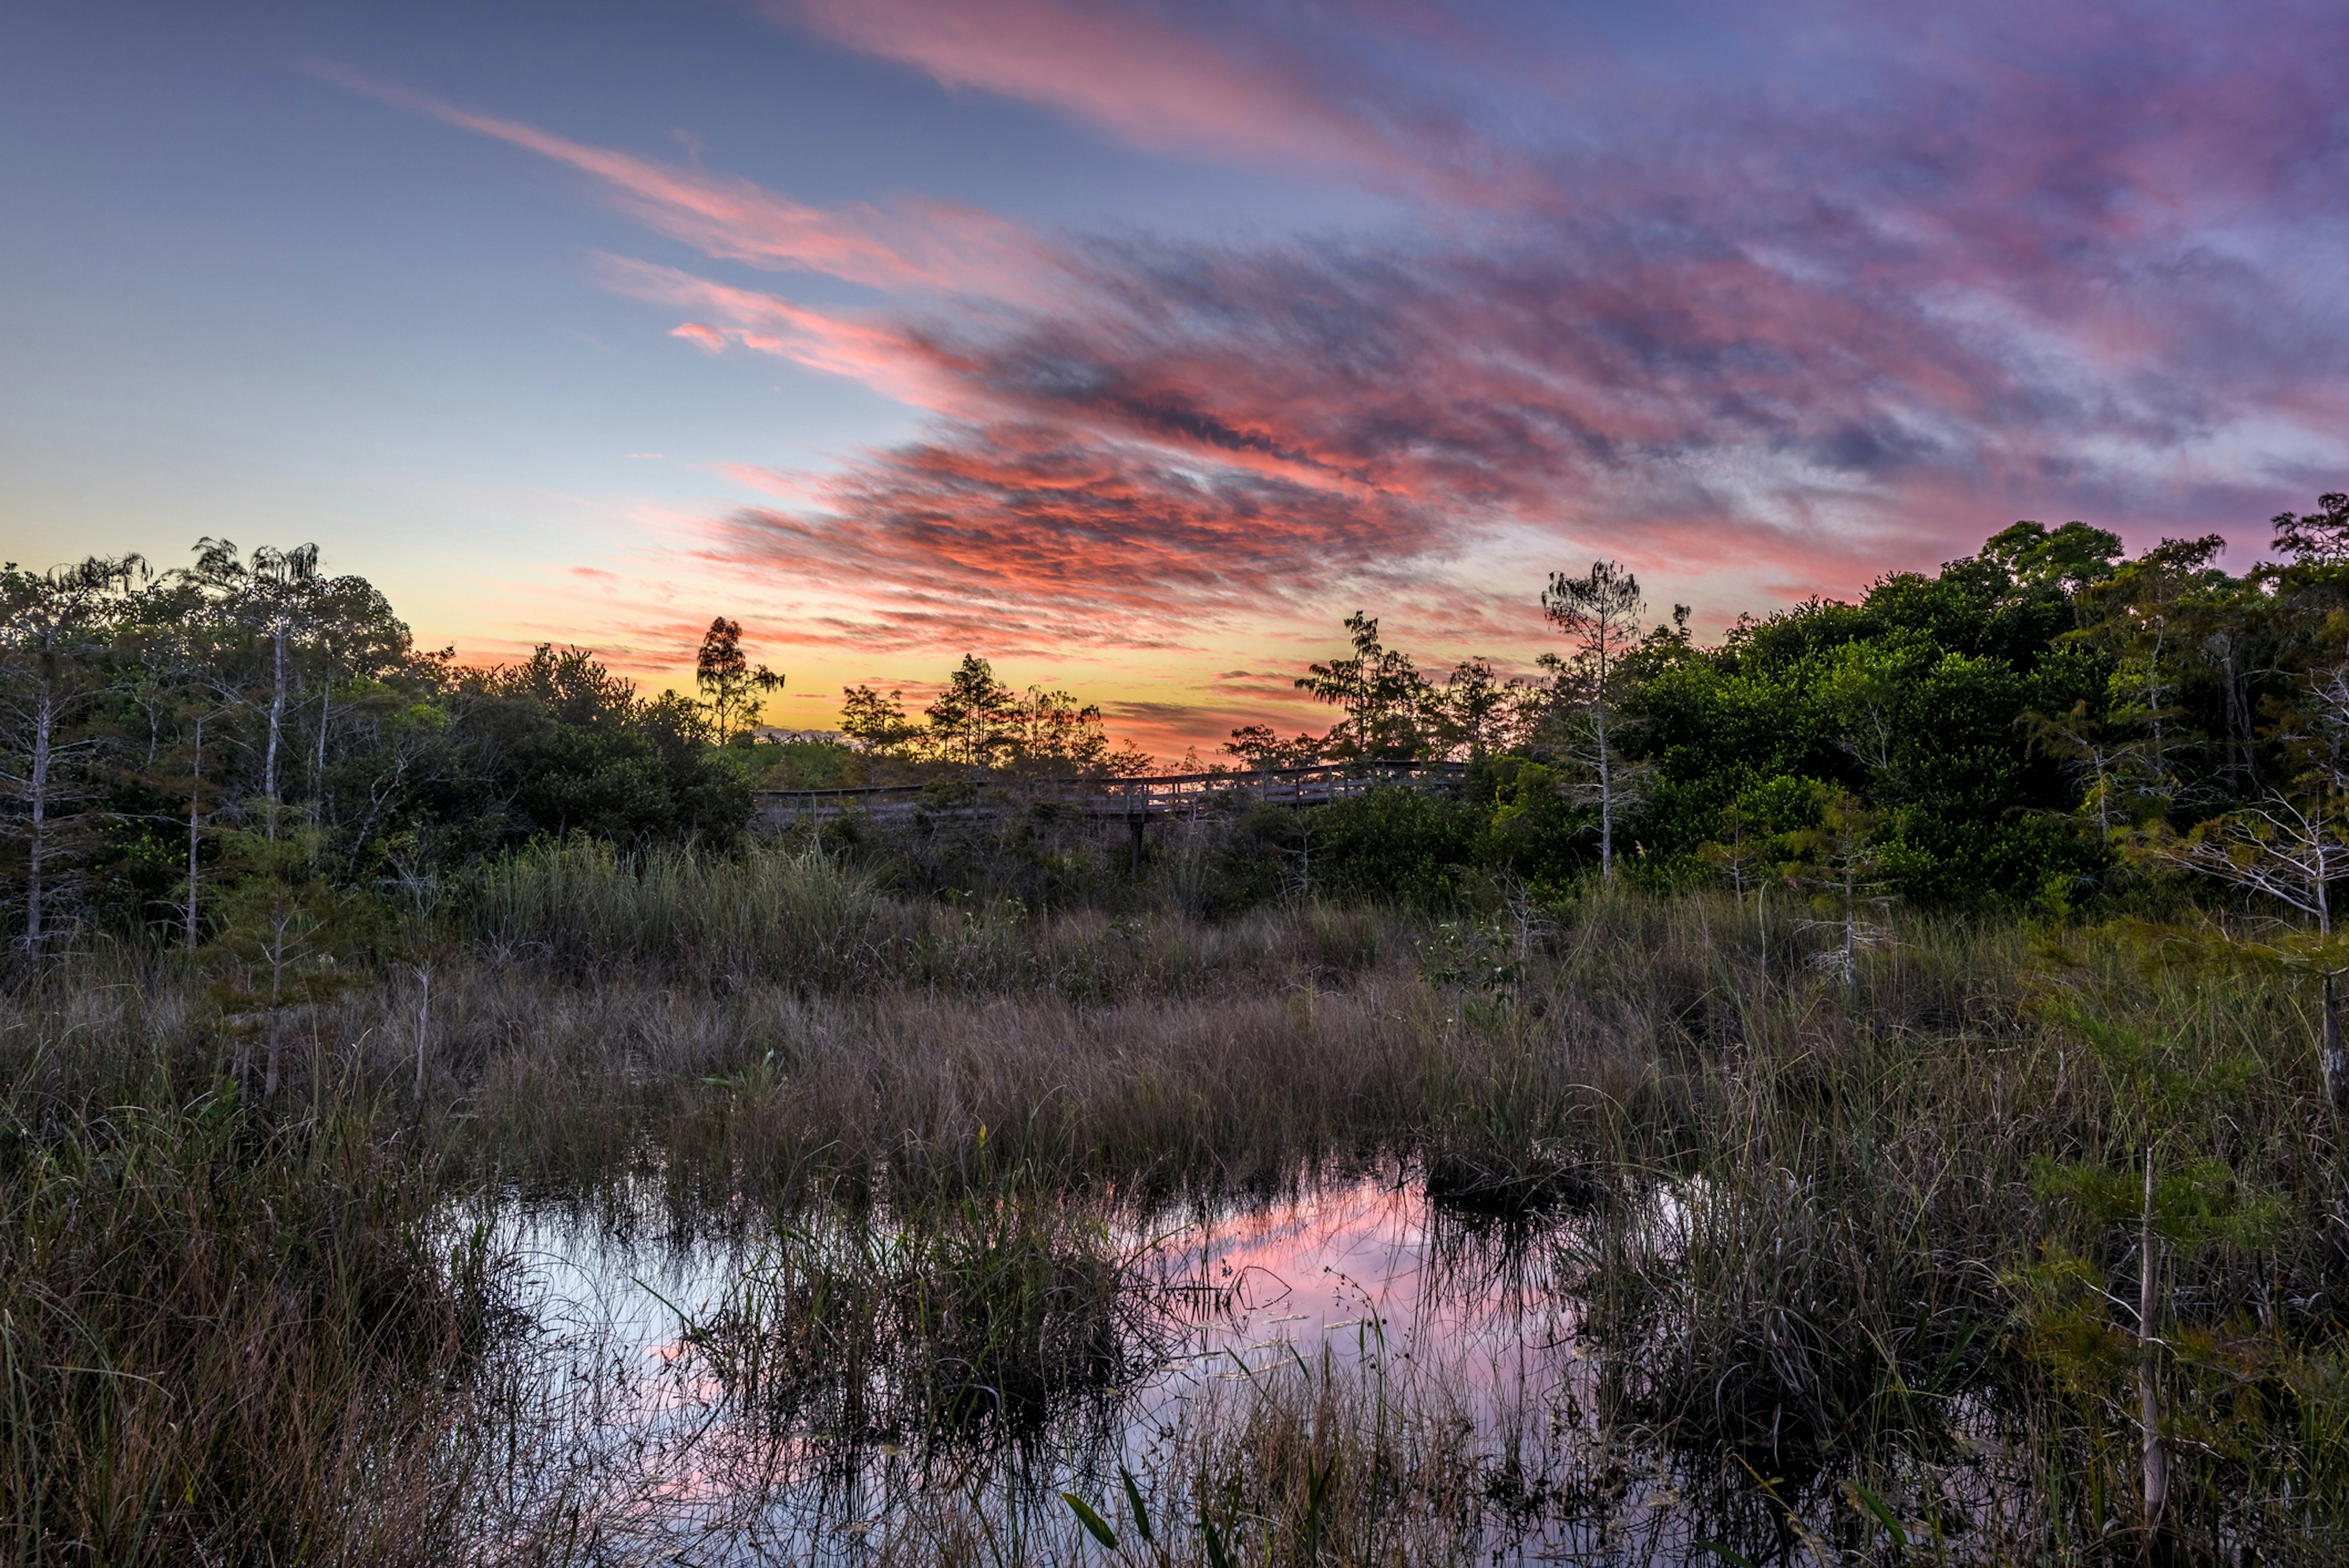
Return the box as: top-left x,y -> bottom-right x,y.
683,1157 -> 1171,1443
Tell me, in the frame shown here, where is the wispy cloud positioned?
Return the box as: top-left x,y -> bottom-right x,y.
314,61 -> 1047,298
712,421 -> 1448,653
768,0 -> 1535,205
332,1 -> 2349,735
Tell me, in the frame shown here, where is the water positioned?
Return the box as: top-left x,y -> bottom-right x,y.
471,1169 -> 1887,1564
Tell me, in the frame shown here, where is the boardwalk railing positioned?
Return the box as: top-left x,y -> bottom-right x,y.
754,760 -> 1467,828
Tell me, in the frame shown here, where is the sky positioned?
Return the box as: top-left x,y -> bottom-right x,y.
4,1 -> 2346,757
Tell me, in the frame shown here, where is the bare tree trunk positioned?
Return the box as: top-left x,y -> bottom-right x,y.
312,682 -> 329,825
264,625 -> 286,838
2145,619 -> 2171,801
1842,858 -> 1858,994
2139,1147 -> 2169,1555
185,715 -> 203,950
264,907 -> 286,1100
1597,697 -> 1613,882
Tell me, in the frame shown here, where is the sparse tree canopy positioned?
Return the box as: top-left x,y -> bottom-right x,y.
924,654 -> 1020,767
841,684 -> 917,754
1543,560 -> 1646,881
1294,612 -> 1437,760
2273,491 -> 2349,565
695,617 -> 784,745
1223,724 -> 1324,770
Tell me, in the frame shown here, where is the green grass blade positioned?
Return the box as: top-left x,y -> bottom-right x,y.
1846,1477 -> 1909,1549
1062,1492 -> 1119,1551
1121,1466 -> 1154,1545
1201,1515 -> 1231,1568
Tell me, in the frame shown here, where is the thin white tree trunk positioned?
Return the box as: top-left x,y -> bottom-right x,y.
313,682 -> 329,825
264,625 -> 286,838
415,966 -> 431,1101
1597,703 -> 1613,880
1843,860 -> 1857,991
2321,888 -> 2345,1113
264,906 -> 286,1099
1595,634 -> 1614,882
2325,972 -> 2347,1113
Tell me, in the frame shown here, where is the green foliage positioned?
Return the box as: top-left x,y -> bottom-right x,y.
458,650 -> 750,849
20,494 -> 2349,936
754,737 -> 864,789
1294,611 -> 1439,760
0,541 -> 776,952
1310,786 -> 1480,907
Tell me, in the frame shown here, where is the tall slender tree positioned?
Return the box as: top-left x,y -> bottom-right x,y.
1294,612 -> 1433,759
925,654 -> 1019,765
837,685 -> 912,754
1542,560 -> 1646,882
695,617 -> 784,744
0,555 -> 146,960
1441,658 -> 1515,758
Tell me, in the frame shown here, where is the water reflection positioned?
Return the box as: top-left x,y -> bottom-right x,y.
478,1169 -> 1876,1564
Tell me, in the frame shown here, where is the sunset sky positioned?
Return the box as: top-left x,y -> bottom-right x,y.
5,1 -> 2345,756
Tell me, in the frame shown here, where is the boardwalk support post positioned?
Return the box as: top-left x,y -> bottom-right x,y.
1129,809 -> 1145,874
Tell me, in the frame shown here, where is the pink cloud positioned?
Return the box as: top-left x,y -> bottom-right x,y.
707,420 -> 1449,654
338,2 -> 2349,752
593,257 -> 976,408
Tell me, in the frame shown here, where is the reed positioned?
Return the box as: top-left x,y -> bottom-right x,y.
5,866 -> 2347,1560
684,1164 -> 1173,1439
0,977 -> 511,1565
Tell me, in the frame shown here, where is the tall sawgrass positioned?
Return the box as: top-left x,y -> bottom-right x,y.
464,836 -> 1390,1000
9,866 -> 2348,1559
686,1169 -> 1171,1440
0,971 -> 518,1565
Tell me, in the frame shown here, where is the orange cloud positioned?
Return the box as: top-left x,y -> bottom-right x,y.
705,421 -> 1453,653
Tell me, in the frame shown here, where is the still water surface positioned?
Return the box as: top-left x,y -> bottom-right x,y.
483,1170 -> 1828,1564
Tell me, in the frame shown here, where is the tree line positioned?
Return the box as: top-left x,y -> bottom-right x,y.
0,542 -> 783,960
12,493 -> 2349,967
1173,496 -> 2349,913
838,656 -> 1153,774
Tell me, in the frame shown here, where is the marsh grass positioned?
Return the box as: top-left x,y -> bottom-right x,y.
6,847 -> 2348,1560
683,1164 -> 1176,1440
0,1001 -> 515,1565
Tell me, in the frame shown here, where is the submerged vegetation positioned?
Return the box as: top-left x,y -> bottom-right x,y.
2,502 -> 2348,1561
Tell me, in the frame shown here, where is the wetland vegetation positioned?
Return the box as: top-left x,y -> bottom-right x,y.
6,507 -> 2349,1561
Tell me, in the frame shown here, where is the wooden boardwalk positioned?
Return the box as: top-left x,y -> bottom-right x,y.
754,760 -> 1466,830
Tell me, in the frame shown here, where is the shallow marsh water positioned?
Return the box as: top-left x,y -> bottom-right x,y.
478,1170 -> 2005,1566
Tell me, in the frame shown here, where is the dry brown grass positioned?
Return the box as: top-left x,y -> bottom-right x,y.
6,857 -> 2347,1561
